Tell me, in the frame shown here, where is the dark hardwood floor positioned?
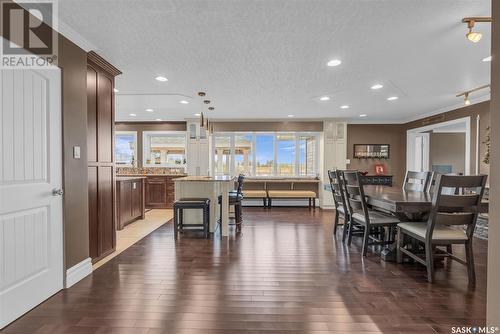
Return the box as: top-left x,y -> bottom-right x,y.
2,208 -> 487,333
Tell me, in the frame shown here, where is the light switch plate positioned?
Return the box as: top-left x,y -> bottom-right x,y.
345,159 -> 351,164
73,146 -> 81,159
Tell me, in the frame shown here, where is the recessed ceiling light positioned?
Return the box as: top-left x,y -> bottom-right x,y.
371,84 -> 383,90
359,114 -> 367,117
482,56 -> 492,62
113,88 -> 119,93
180,100 -> 189,104
156,118 -> 162,121
327,59 -> 342,67
287,114 -> 295,118
387,96 -> 399,101
340,105 -> 349,109
129,113 -> 137,117
155,76 -> 168,82
146,108 -> 154,112
194,113 -> 201,117
319,96 -> 330,101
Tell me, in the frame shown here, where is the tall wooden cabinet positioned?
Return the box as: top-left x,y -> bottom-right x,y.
87,51 -> 121,263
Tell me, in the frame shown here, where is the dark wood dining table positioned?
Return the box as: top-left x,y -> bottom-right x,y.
363,185 -> 489,221
362,185 -> 489,261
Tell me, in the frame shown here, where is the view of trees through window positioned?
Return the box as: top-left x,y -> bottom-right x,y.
115,132 -> 137,166
213,132 -> 318,177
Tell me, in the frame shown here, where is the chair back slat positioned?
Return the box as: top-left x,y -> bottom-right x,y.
403,170 -> 432,192
435,212 -> 475,226
438,194 -> 480,208
426,174 -> 487,240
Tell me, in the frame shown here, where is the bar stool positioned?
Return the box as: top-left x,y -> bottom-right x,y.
218,174 -> 244,232
173,198 -> 210,239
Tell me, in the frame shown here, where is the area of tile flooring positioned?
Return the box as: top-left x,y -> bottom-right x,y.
93,209 -> 173,270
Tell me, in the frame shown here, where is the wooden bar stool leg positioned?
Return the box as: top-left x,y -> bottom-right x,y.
173,207 -> 178,240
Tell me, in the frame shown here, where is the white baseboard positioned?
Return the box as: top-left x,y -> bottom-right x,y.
65,257 -> 92,288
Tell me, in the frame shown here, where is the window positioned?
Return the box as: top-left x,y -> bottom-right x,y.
255,134 -> 274,176
235,133 -> 253,175
143,131 -> 186,167
299,134 -> 316,176
214,135 -> 232,175
115,131 -> 137,166
276,134 -> 295,176
212,132 -> 319,177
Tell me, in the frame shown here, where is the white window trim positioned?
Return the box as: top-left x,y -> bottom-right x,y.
143,130 -> 187,168
115,131 -> 137,167
211,131 -> 320,178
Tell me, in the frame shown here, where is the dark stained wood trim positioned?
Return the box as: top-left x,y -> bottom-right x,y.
87,51 -> 122,76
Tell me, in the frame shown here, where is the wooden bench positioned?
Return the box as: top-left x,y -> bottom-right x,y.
267,190 -> 317,208
242,190 -> 268,206
244,178 -> 319,208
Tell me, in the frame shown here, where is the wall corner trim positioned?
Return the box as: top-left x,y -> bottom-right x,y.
65,258 -> 92,289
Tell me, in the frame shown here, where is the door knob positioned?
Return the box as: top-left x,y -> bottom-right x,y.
52,188 -> 64,196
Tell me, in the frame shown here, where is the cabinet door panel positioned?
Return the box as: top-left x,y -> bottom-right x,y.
131,181 -> 143,217
146,178 -> 167,208
97,73 -> 113,163
98,166 -> 115,256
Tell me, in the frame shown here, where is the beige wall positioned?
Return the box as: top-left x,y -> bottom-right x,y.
346,124 -> 406,187
347,101 -> 490,189
429,132 -> 466,174
405,101 -> 490,176
487,0 -> 500,325
115,122 -> 187,168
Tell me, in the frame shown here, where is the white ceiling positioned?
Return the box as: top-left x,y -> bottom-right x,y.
58,0 -> 492,123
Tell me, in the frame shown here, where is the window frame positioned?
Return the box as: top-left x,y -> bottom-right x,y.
142,130 -> 187,168
211,131 -> 320,177
115,131 -> 138,167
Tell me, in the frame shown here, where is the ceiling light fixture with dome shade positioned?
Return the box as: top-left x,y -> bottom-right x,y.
462,17 -> 491,43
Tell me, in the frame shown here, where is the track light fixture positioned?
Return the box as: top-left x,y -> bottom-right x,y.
456,84 -> 490,106
462,17 -> 492,43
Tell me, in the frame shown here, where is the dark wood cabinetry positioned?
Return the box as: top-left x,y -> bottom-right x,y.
116,177 -> 145,230
361,175 -> 393,187
87,51 -> 121,263
144,175 -> 182,209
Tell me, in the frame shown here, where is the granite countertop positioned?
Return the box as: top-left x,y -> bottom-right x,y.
175,175 -> 236,182
116,176 -> 147,181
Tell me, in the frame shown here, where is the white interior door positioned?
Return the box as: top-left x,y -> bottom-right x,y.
0,67 -> 63,329
407,132 -> 430,172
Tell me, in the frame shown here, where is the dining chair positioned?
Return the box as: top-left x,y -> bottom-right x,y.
342,171 -> 401,256
403,171 -> 432,192
397,174 -> 487,284
327,170 -> 349,241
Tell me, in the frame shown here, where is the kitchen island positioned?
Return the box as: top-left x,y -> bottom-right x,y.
174,176 -> 235,236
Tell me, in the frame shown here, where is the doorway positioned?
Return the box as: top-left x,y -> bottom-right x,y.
406,117 -> 471,175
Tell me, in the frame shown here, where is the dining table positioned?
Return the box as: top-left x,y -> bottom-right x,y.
363,185 -> 489,221
361,185 -> 489,261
